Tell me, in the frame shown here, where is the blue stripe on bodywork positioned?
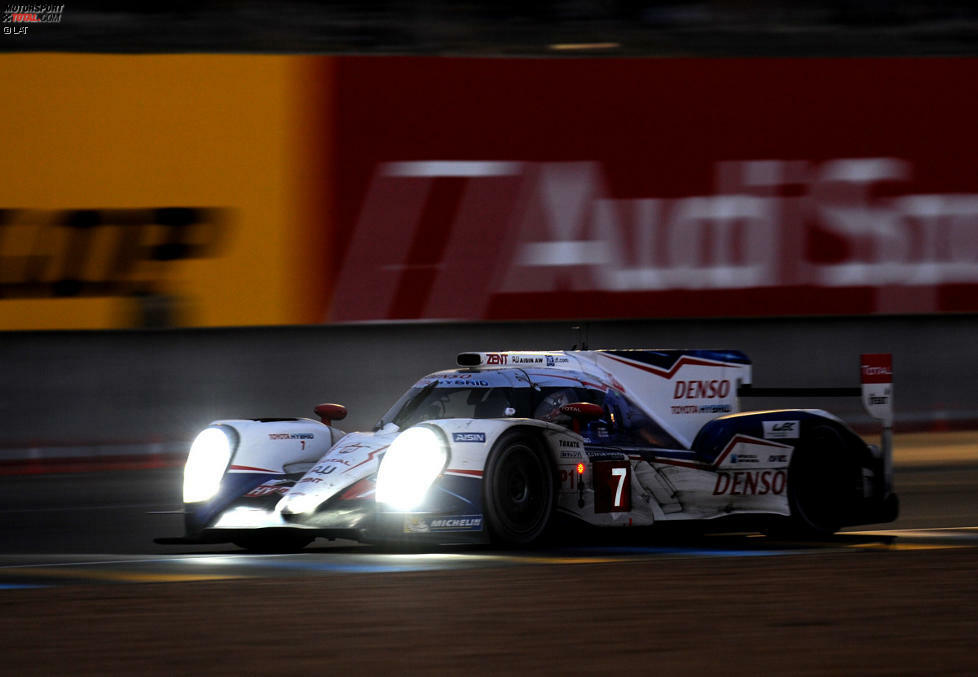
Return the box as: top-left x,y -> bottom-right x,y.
185,472 -> 286,533
428,474 -> 482,513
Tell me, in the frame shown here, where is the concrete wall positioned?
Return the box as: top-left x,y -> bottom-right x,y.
1,315 -> 975,449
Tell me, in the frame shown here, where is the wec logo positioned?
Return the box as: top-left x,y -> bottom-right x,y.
762,420 -> 800,439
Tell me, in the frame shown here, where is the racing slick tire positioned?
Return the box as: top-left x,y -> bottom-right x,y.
232,531 -> 315,553
483,432 -> 556,546
780,424 -> 862,538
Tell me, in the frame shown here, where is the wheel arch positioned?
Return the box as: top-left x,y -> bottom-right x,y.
693,409 -> 874,466
485,424 -> 561,487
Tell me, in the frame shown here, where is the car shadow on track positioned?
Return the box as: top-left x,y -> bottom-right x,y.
157,524 -> 900,558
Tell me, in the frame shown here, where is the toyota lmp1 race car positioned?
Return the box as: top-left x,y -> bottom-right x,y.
158,349 -> 898,551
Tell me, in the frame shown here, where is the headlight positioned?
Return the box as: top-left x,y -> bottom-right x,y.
183,426 -> 234,503
375,426 -> 448,511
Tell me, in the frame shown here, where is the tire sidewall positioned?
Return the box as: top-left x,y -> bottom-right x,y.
787,424 -> 854,537
483,431 -> 556,546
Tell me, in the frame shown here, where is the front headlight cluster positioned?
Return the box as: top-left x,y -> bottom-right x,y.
183,426 -> 235,503
375,426 -> 449,511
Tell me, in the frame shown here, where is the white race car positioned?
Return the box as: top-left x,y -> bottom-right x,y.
159,349 -> 897,551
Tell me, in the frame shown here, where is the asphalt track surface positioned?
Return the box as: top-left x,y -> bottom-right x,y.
2,446 -> 978,674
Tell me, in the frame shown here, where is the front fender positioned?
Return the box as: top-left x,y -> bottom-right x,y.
183,418 -> 342,535
396,418 -> 577,514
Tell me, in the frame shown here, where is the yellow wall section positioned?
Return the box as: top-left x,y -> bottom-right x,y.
0,54 -> 318,329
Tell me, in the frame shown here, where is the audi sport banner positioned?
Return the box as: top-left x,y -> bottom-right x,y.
3,55 -> 978,329
323,57 -> 978,322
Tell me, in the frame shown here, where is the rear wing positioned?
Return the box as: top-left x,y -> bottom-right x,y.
739,353 -> 894,494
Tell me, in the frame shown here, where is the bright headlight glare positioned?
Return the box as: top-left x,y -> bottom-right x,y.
183,427 -> 233,503
375,426 -> 448,511
281,493 -> 321,516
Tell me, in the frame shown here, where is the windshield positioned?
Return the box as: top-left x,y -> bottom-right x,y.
379,385 -> 534,429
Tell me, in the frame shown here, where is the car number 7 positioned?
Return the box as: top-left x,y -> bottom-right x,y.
611,467 -> 627,507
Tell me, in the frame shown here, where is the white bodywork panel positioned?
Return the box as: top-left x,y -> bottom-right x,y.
215,418 -> 341,474
551,436 -> 794,527
205,418 -> 344,530
579,351 -> 751,449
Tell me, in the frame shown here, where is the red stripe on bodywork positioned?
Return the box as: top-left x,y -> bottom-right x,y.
645,435 -> 791,470
711,435 -> 792,467
604,353 -> 732,380
343,445 -> 388,473
229,464 -> 281,473
337,477 -> 377,500
445,468 -> 483,477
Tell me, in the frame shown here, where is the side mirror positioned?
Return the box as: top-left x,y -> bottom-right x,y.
314,403 -> 348,425
559,402 -> 603,420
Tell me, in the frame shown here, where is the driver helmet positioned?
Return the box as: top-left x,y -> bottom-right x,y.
533,388 -> 575,422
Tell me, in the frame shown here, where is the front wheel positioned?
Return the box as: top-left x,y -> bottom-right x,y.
483,433 -> 556,546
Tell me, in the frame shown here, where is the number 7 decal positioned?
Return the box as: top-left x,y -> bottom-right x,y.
593,461 -> 631,513
611,467 -> 627,507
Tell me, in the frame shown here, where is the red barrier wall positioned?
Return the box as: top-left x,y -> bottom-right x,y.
323,57 -> 978,322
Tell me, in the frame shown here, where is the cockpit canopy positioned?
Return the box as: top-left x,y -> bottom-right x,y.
375,367 -> 681,448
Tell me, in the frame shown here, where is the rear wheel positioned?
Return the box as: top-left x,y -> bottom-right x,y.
783,425 -> 861,538
483,433 -> 556,546
232,531 -> 314,553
